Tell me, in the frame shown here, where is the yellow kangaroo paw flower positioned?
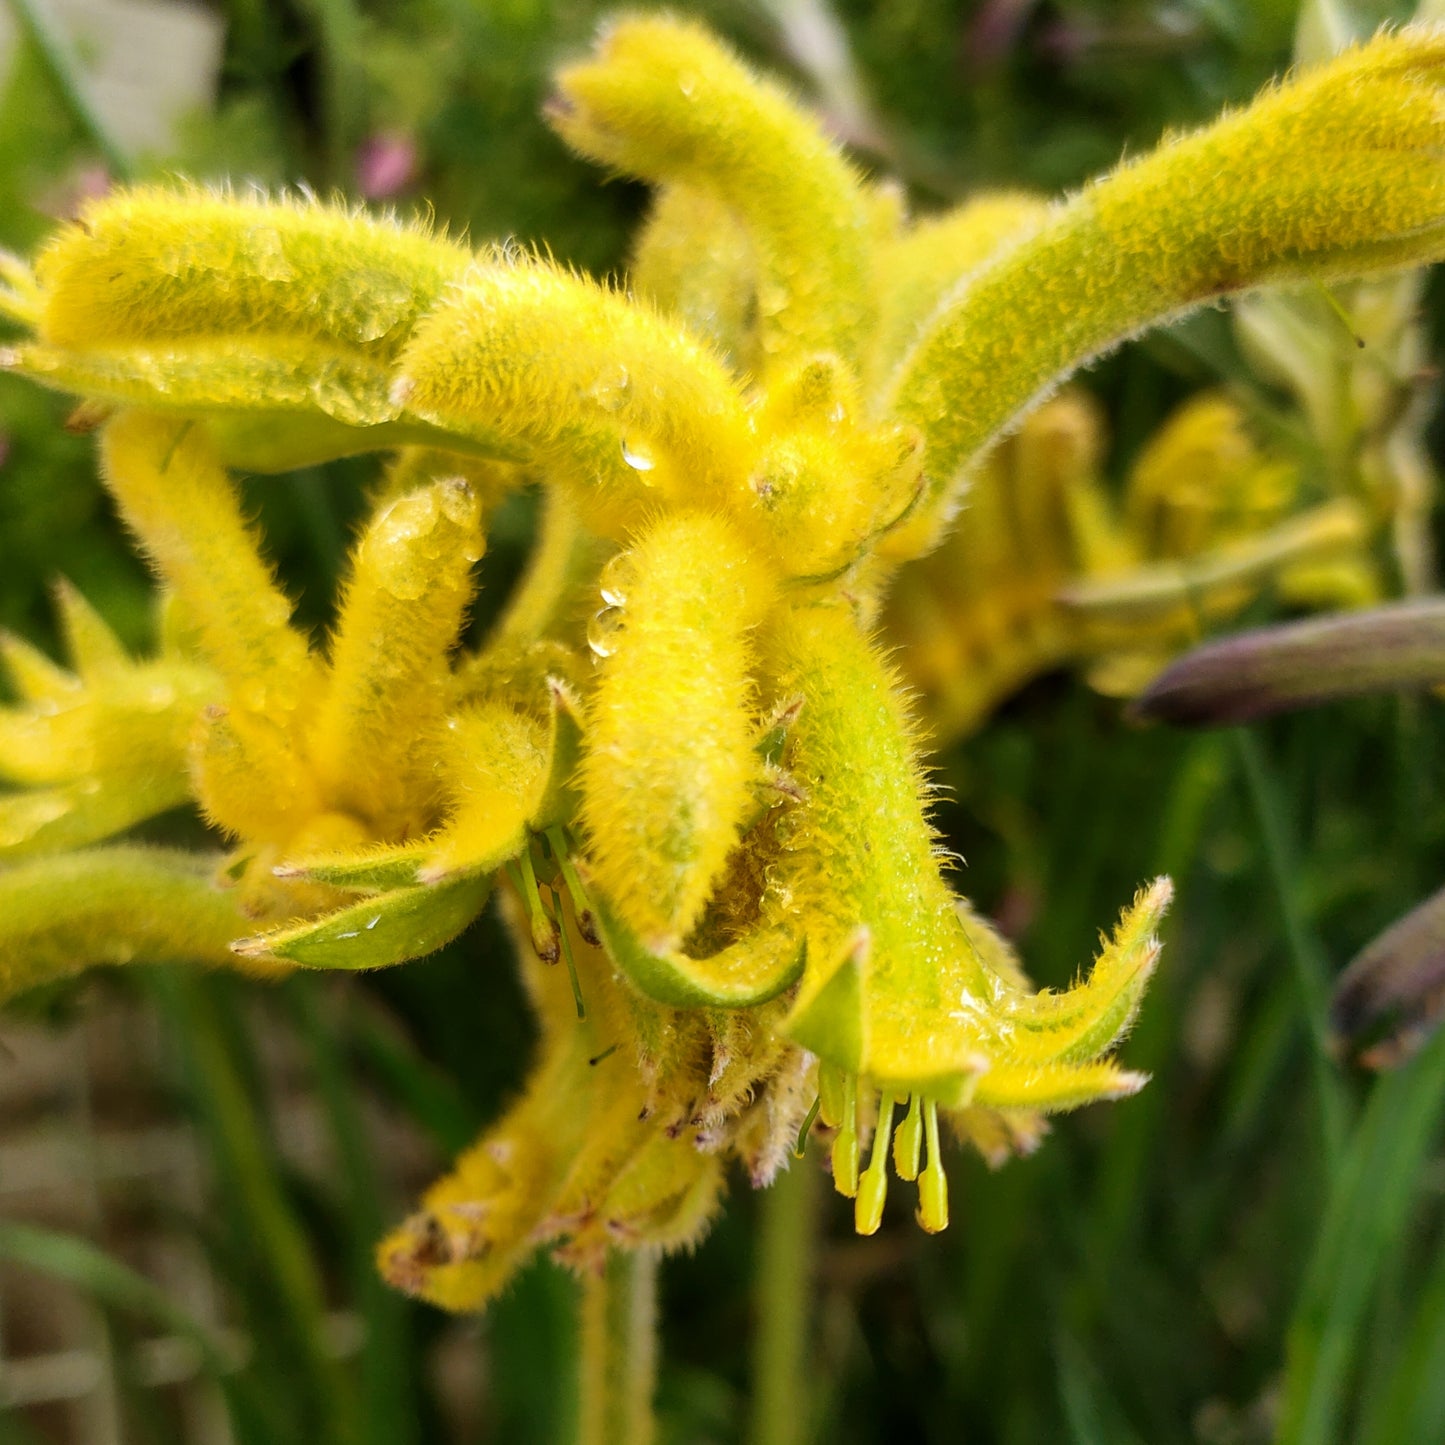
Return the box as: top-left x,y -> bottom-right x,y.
394,254 -> 755,536
766,602 -> 994,1096
98,412 -> 323,840
745,356 -> 926,580
10,340 -> 419,443
1123,392 -> 1295,559
0,664 -> 212,855
550,13 -> 875,373
2,675 -> 211,797
190,705 -> 322,844
33,183 -> 471,358
99,412 -> 315,714
571,1134 -> 724,1262
881,26 -> 1445,560
310,477 -> 483,835
372,447 -> 522,517
0,847 -> 249,1001
580,511 -> 772,947
11,184 -> 473,463
0,591 -> 215,854
379,982 -> 591,1309
381,891 -> 729,1310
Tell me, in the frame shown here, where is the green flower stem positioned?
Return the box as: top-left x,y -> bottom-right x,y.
578,1250 -> 659,1445
749,1155 -> 818,1445
1233,729 -> 1349,1168
153,971 -> 358,1445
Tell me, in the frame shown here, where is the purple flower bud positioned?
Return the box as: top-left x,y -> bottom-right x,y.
1130,600 -> 1445,727
1332,887 -> 1445,1069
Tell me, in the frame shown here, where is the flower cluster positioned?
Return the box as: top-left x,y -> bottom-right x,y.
3,16 -> 1445,1310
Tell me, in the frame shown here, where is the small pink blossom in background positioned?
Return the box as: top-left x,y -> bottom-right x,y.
39,164 -> 112,222
357,134 -> 420,200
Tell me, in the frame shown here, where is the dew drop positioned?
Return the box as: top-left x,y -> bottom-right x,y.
587,363 -> 631,413
598,550 -> 635,609
621,436 -> 656,473
587,605 -> 625,659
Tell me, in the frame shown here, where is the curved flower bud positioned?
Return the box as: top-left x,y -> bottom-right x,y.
580,511 -> 772,948
765,604 -> 1169,1227
394,255 -> 755,536
1131,597 -> 1445,726
100,412 -> 322,841
309,477 -> 483,836
549,12 -> 875,372
881,26 -> 1445,559
7,185 -> 475,468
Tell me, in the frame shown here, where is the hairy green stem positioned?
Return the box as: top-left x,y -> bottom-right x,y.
749,1156 -> 817,1445
578,1250 -> 659,1445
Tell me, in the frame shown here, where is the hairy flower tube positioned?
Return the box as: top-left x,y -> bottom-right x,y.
4,16 -> 1445,1310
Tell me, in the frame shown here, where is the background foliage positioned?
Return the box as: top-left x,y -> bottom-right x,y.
2,2 -> 1444,1442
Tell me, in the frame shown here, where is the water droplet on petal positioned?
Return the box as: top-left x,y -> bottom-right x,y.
598,550 -> 636,609
621,437 -> 656,473
587,606 -> 625,659
587,364 -> 630,413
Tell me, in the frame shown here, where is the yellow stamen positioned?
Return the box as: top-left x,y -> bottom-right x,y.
855,1090 -> 896,1235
